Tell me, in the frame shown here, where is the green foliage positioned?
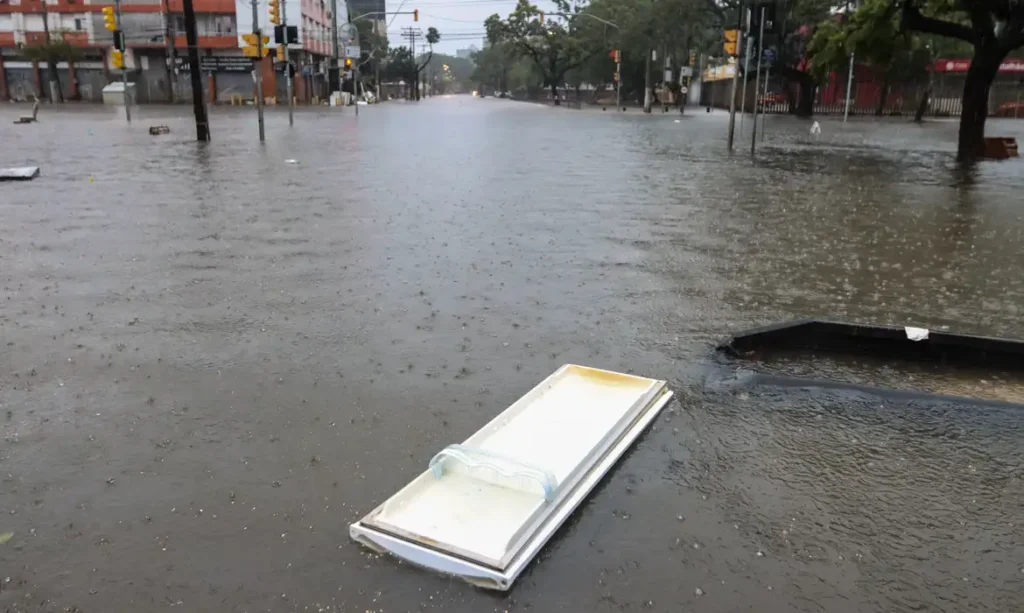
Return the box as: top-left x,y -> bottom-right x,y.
21,37 -> 82,64
382,46 -> 416,82
486,0 -> 596,94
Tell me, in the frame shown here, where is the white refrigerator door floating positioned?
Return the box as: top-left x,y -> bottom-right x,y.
350,364 -> 673,590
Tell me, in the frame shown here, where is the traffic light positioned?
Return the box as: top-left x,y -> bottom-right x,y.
723,29 -> 738,56
608,49 -> 620,63
242,32 -> 270,57
413,9 -> 418,21
344,57 -> 353,68
102,6 -> 117,31
277,45 -> 285,60
111,49 -> 124,68
268,0 -> 281,25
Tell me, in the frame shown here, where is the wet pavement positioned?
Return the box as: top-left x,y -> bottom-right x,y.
1,98 -> 1023,612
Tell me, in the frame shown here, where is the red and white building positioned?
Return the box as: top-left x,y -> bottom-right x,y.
0,0 -> 343,102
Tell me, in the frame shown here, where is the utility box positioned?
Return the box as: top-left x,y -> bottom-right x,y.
102,81 -> 136,106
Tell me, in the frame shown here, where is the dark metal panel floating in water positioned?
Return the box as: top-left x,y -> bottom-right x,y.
720,319 -> 1024,371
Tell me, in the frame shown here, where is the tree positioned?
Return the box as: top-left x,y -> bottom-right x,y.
807,0 -> 930,116
486,0 -> 597,104
900,0 -> 1024,161
354,17 -> 389,94
382,45 -> 417,97
22,36 -> 81,102
413,27 -> 440,100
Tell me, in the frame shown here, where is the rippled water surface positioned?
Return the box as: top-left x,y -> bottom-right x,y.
1,99 -> 1022,612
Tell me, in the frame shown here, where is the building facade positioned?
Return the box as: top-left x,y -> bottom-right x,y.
0,0 -> 343,102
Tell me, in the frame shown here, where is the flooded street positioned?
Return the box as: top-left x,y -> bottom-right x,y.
2,98 -> 1022,612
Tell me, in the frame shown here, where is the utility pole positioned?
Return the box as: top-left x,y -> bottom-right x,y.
251,0 -> 265,141
162,0 -> 176,102
282,0 -> 293,125
750,5 -> 765,155
329,0 -> 340,93
726,3 -> 743,150
402,27 -> 420,100
182,0 -> 209,139
113,0 -> 130,121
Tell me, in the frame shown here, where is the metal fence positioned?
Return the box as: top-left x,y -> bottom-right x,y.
701,73 -> 1024,118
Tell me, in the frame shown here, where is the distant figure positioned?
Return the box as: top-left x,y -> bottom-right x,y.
706,106 -> 711,113
32,95 -> 40,121
810,121 -> 822,136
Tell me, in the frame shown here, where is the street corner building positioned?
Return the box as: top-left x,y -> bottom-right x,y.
0,0 -> 349,104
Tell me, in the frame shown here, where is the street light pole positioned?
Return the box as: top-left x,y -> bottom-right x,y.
282,0 -> 293,125
750,5 -> 765,155
844,52 -> 855,121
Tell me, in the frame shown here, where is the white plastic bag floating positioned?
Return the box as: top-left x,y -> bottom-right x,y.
905,326 -> 930,341
810,121 -> 822,135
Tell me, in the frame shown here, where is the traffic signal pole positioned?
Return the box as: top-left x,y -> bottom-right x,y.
251,0 -> 265,141
281,0 -> 293,125
726,3 -> 742,150
113,0 -> 130,122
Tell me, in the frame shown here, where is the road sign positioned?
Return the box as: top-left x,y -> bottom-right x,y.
340,22 -> 358,43
678,66 -> 693,78
242,33 -> 269,46
763,47 -> 776,64
680,86 -> 689,94
344,45 -> 361,58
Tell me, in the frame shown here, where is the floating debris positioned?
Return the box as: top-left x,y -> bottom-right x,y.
0,532 -> 13,545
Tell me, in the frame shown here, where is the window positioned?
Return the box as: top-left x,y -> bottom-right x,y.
74,18 -> 83,31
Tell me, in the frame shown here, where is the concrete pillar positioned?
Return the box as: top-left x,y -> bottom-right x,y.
0,56 -> 8,101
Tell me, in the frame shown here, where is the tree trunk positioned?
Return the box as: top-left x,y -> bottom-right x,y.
957,46 -> 1004,161
550,81 -> 559,105
643,49 -> 652,113
913,83 -> 931,123
795,75 -> 814,117
47,60 -> 63,103
875,74 -> 889,116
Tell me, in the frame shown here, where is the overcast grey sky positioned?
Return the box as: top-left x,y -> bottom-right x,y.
383,0 -> 559,55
